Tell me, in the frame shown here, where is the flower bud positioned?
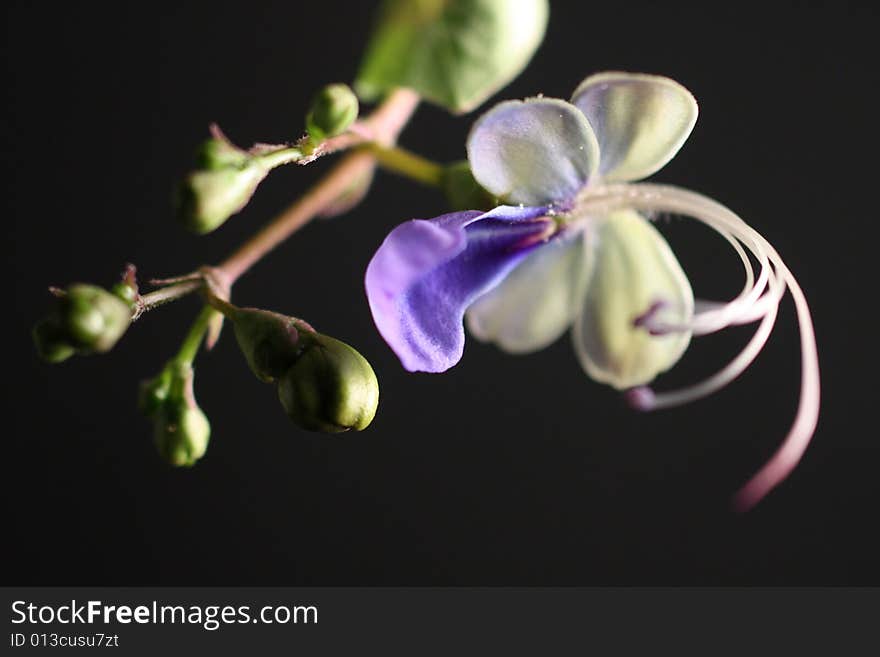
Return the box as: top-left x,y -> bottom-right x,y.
110,280 -> 138,307
305,83 -> 359,142
196,136 -> 251,170
176,158 -> 268,235
277,333 -> 379,433
442,161 -> 495,211
33,284 -> 132,362
143,363 -> 210,467
138,367 -> 173,417
32,317 -> 75,363
64,284 -> 131,352
229,307 -> 317,383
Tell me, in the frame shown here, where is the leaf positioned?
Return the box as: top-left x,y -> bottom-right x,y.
356,0 -> 548,114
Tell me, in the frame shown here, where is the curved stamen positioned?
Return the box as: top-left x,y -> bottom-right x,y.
572,196 -> 771,338
643,280 -> 783,408
732,265 -> 818,511
581,183 -> 820,510
636,223 -> 773,337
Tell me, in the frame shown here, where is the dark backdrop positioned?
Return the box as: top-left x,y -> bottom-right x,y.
4,1 -> 877,584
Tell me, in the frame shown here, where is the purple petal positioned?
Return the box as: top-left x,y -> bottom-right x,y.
365,206 -> 551,372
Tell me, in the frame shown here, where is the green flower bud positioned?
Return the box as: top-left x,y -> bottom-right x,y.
144,363 -> 210,467
229,307 -> 317,383
196,136 -> 251,170
442,160 -> 495,211
33,284 -> 132,362
221,301 -> 379,433
138,367 -> 173,417
32,317 -> 75,363
305,83 -> 359,143
277,333 -> 379,433
176,160 -> 268,235
110,281 -> 138,307
63,284 -> 131,352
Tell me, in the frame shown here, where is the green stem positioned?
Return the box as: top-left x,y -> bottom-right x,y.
363,143 -> 444,186
174,306 -> 218,365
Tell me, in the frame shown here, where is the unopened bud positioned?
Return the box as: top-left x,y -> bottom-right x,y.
154,399 -> 210,467
32,318 -> 75,363
142,363 -> 210,467
229,307 -> 317,383
306,84 -> 359,143
138,367 -> 173,417
65,284 -> 131,351
277,333 -> 379,433
33,284 -> 132,362
176,158 -> 268,235
222,301 -> 379,432
197,136 -> 251,170
110,280 -> 138,308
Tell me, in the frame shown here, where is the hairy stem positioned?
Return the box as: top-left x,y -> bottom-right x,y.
257,146 -> 306,169
218,89 -> 420,283
136,279 -> 203,317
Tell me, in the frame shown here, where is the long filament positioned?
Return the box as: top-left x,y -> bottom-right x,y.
580,183 -> 820,510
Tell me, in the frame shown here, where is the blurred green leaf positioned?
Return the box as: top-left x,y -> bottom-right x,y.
356,0 -> 548,114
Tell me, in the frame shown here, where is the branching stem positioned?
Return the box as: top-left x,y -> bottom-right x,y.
136,279 -> 203,317
217,88 -> 420,283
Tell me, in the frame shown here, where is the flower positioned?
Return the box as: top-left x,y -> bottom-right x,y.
365,71 -> 819,510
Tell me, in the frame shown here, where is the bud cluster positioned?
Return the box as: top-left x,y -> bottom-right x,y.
228,307 -> 378,433
33,283 -> 133,363
176,84 -> 360,235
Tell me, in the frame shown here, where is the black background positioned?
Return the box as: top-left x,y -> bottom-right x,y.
4,1 -> 877,584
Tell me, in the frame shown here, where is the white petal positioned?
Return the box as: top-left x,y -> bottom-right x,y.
571,71 -> 697,183
466,231 -> 592,354
466,97 -> 599,205
572,209 -> 693,389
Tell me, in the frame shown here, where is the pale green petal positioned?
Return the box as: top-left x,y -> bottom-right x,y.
466,97 -> 600,205
466,232 -> 592,353
572,209 -> 693,389
571,72 -> 697,183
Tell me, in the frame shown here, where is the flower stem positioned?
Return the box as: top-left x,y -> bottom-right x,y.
362,143 -> 444,186
218,152 -> 376,283
174,306 -> 218,365
136,279 -> 203,317
217,88 -> 420,284
256,146 -> 306,169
